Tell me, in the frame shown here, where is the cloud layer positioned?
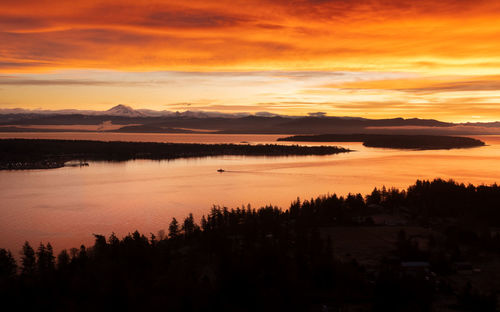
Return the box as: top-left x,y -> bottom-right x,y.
2,0 -> 500,72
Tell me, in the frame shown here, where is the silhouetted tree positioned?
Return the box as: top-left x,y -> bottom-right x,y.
182,213 -> 199,238
157,229 -> 166,241
21,241 -> 35,276
35,242 -> 55,277
46,243 -> 55,272
108,232 -> 119,246
168,218 -> 180,239
150,233 -> 157,247
0,249 -> 16,279
201,216 -> 209,232
367,187 -> 382,205
57,249 -> 70,269
36,243 -> 47,274
77,245 -> 87,266
69,247 -> 79,261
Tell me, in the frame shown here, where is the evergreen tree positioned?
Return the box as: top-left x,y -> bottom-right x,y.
21,241 -> 35,276
57,249 -> 70,269
168,217 -> 179,239
46,243 -> 55,272
36,243 -> 47,274
182,213 -> 196,238
0,249 -> 17,279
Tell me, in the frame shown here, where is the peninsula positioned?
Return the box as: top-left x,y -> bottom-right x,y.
0,139 -> 349,170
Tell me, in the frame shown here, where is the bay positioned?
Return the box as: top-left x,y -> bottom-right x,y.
1,132 -> 499,253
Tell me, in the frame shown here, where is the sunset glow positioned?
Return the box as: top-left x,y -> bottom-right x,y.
2,0 -> 500,121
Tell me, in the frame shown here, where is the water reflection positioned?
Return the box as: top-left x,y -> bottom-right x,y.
1,133 -> 500,254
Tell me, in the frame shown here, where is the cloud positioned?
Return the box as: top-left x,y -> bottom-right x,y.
308,112 -> 327,117
142,10 -> 248,28
0,61 -> 55,69
167,103 -> 271,111
398,81 -> 500,94
0,73 -> 170,86
0,78 -> 128,86
2,0 -> 500,72
329,76 -> 500,94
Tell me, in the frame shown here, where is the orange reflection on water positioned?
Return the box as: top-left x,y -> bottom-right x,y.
1,134 -> 500,255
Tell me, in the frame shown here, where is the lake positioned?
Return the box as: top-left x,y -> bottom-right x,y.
1,132 -> 500,254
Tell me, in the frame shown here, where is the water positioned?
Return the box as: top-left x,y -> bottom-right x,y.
1,133 -> 500,254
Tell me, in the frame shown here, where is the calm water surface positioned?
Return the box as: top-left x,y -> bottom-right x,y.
1,132 -> 500,253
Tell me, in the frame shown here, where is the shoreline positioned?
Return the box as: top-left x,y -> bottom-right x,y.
0,138 -> 350,170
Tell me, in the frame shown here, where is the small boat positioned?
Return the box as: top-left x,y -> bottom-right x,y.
217,168 -> 225,173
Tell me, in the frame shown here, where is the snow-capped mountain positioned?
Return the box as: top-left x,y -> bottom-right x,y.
104,104 -> 146,117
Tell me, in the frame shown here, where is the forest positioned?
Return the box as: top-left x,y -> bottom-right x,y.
0,139 -> 349,170
1,179 -> 500,311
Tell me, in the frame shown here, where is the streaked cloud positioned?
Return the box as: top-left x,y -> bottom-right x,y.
330,76 -> 500,94
0,77 -> 132,86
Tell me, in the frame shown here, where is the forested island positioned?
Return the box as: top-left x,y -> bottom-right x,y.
1,179 -> 500,311
278,134 -> 486,150
0,139 -> 349,170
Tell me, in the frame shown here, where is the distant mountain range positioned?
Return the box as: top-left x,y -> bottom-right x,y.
0,104 -> 260,118
1,105 -> 500,135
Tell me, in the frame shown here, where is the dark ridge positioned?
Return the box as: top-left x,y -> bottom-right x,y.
278,134 -> 485,150
0,126 -> 94,132
0,139 -> 350,170
0,114 -> 454,134
108,125 -> 198,133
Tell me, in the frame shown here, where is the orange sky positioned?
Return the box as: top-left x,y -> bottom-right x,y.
1,0 -> 500,121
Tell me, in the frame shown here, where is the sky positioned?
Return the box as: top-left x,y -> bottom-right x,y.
1,0 -> 500,122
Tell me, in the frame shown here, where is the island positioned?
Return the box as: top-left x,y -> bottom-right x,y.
277,134 -> 485,150
0,139 -> 350,170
